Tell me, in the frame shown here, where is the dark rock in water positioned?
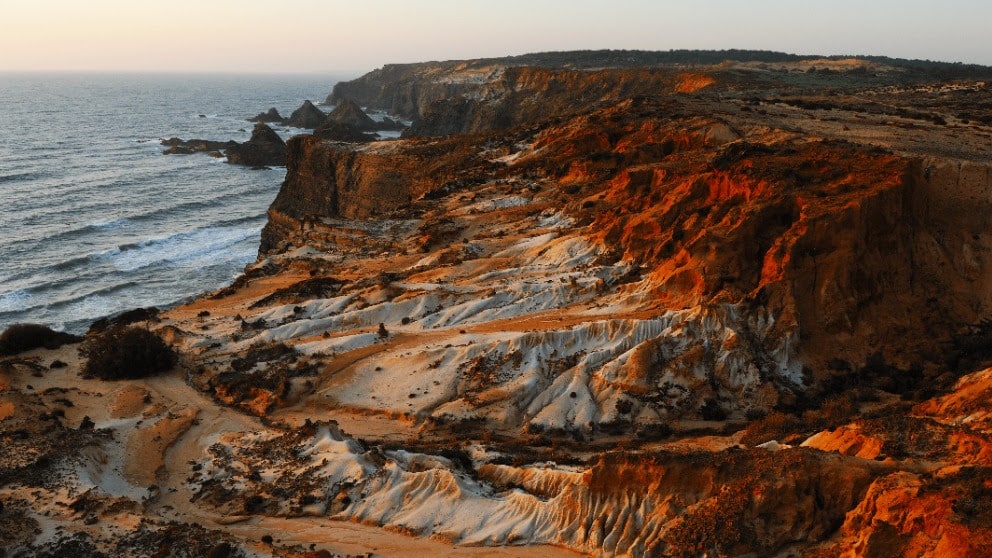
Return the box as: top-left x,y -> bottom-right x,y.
312,120 -> 377,143
225,123 -> 286,167
379,115 -> 406,131
161,137 -> 237,155
248,107 -> 285,123
163,124 -> 285,166
287,100 -> 327,129
325,98 -> 379,131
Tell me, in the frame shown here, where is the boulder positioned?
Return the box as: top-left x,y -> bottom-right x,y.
225,123 -> 286,167
287,100 -> 327,129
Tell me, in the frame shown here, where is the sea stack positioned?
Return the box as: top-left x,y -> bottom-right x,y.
287,100 -> 327,129
247,107 -> 284,123
224,123 -> 286,167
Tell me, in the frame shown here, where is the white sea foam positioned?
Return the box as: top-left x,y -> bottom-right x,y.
91,217 -> 132,231
97,226 -> 259,273
0,289 -> 33,313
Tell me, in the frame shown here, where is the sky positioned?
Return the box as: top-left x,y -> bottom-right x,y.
0,0 -> 989,74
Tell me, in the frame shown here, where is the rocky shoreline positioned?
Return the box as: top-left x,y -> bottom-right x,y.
4,50 -> 992,557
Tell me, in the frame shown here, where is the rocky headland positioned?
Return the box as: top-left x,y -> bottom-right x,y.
4,50 -> 992,557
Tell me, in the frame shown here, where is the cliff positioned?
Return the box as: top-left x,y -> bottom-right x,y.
328,49 -> 992,135
6,51 -> 992,557
260,133 -> 494,252
261,90 -> 992,385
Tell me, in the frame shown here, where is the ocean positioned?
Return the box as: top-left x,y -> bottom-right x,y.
0,72 -> 348,334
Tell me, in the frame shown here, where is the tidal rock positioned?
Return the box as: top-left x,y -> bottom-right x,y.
161,138 -> 237,155
247,107 -> 284,123
225,123 -> 286,167
287,100 -> 327,129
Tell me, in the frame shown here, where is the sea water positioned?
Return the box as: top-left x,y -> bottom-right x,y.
0,72 -> 348,333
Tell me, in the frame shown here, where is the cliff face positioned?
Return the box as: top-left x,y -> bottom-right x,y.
260,134 -> 494,253
328,62 -> 504,120
329,61 -> 693,136
328,52 -> 992,142
404,67 -> 679,137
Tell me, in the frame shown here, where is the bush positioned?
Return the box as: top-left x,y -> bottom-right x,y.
87,307 -> 160,335
0,323 -> 81,356
80,326 -> 176,380
700,398 -> 727,421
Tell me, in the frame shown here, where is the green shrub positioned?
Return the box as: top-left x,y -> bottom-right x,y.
80,326 -> 176,380
0,323 -> 81,356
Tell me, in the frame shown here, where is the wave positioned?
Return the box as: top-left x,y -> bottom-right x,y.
3,214 -> 266,285
0,290 -> 33,313
7,185 -> 268,247
44,218 -> 135,243
0,72 -> 333,334
0,279 -> 143,318
92,225 -> 260,273
0,225 -> 259,319
0,171 -> 46,184
40,280 -> 144,312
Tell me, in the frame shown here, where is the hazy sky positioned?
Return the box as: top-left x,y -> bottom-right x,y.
1,0 -> 989,73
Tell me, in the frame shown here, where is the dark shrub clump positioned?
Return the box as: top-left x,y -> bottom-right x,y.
0,323 -> 81,356
87,307 -> 160,335
81,326 -> 176,380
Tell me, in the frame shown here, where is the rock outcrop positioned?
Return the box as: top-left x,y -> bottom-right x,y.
247,107 -> 284,123
311,120 -> 377,142
286,100 -> 327,129
161,137 -> 236,156
162,123 -> 286,166
324,98 -> 379,131
224,122 -> 286,167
